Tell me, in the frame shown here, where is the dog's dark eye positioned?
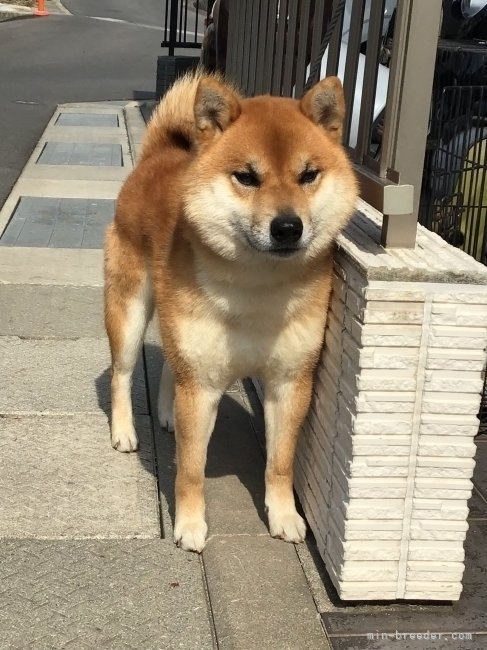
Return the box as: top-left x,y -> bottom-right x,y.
299,169 -> 320,185
233,170 -> 260,187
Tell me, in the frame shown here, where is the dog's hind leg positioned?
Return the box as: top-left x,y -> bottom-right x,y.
104,223 -> 153,452
263,373 -> 313,543
158,361 -> 175,432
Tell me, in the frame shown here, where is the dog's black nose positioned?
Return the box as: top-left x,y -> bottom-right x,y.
270,213 -> 303,245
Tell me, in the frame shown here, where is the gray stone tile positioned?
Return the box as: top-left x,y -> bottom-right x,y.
0,285 -> 105,338
203,535 -> 327,650
37,142 -> 123,166
0,197 -> 114,248
55,113 -> 119,127
0,414 -> 159,538
0,539 -> 214,649
0,337 -> 148,415
321,522 -> 487,635
0,247 -> 103,287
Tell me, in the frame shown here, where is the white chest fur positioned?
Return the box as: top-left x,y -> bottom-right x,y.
173,271 -> 328,388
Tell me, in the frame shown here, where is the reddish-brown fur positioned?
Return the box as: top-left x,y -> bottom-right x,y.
104,71 -> 357,552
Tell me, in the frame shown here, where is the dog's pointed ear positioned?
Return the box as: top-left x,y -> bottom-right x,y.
300,76 -> 346,143
194,76 -> 241,145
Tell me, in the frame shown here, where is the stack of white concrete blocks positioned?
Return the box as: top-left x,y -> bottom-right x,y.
294,203 -> 487,601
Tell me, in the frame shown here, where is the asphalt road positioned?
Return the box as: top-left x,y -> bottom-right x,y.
61,0 -> 165,28
0,3 -> 166,209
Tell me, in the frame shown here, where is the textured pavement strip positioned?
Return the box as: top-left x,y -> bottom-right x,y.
0,102 -> 332,649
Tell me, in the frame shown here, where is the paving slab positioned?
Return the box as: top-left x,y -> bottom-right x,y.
37,141 -> 123,167
0,337 -> 147,415
203,535 -> 327,650
0,414 -> 159,539
0,246 -> 103,286
0,539 -> 214,650
55,113 -> 120,127
0,197 -> 114,248
0,285 -> 105,338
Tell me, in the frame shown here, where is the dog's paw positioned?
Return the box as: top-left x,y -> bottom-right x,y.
111,425 -> 139,453
174,517 -> 208,553
268,509 -> 307,544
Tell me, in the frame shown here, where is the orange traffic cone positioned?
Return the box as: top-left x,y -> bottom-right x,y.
34,0 -> 49,16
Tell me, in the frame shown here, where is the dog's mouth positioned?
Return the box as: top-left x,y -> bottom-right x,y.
268,246 -> 301,257
241,231 -> 303,258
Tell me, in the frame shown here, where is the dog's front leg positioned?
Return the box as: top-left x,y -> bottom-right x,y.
263,373 -> 313,543
173,381 -> 221,552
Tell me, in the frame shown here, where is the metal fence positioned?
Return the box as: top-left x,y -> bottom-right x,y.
224,0 -> 443,249
161,0 -> 209,54
419,40 -> 487,265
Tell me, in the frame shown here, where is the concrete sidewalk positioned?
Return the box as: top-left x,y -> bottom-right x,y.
0,101 -> 329,650
1,101 -> 487,650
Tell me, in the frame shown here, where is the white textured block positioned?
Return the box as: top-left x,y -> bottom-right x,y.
326,558 -> 399,584
357,369 -> 416,392
416,456 -> 475,479
352,321 -> 423,347
408,541 -> 465,562
414,487 -> 472,500
432,291 -> 487,303
420,423 -> 480,436
345,460 -> 409,478
333,538 -> 402,562
294,208 -> 487,601
407,564 -> 465,581
418,436 -> 476,457
357,345 -> 420,369
412,499 -> 469,520
364,287 -> 426,302
363,301 -> 424,324
424,370 -> 483,393
354,413 -> 412,435
421,392 -> 481,415
404,585 -> 462,600
421,412 -> 481,425
415,477 -> 473,491
410,520 -> 468,541
431,304 -> 487,326
355,392 -> 415,414
428,325 -> 487,348
338,435 -> 412,458
342,498 -> 406,520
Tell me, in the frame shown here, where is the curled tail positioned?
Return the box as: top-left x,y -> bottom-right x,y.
139,69 -> 240,161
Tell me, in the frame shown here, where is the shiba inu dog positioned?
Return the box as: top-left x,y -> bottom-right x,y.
104,71 -> 357,552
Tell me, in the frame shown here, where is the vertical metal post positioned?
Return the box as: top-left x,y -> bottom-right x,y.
353,0 -> 385,163
380,0 -> 443,247
168,0 -> 179,56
